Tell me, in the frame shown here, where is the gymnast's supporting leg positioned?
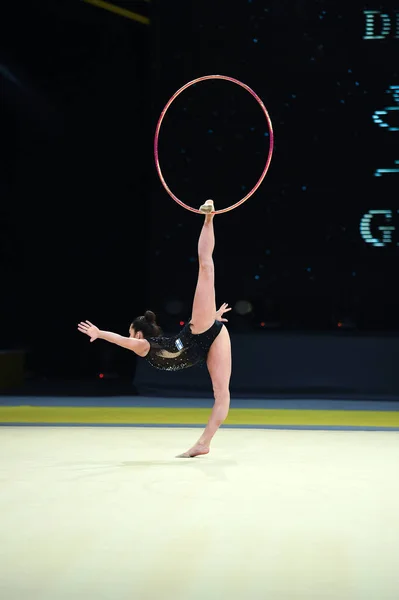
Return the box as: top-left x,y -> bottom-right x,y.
177,325 -> 232,458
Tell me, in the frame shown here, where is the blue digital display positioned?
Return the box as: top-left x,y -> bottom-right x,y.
372,86 -> 399,180
360,210 -> 398,247
372,86 -> 399,133
363,11 -> 398,249
363,10 -> 399,39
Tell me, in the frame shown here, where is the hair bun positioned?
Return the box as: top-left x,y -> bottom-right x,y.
144,310 -> 156,324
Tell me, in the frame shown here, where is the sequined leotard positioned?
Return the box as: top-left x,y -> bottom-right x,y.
143,320 -> 223,371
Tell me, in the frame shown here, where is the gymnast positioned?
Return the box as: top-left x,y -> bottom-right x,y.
78,200 -> 232,458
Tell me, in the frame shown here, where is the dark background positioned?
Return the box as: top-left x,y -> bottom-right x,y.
1,0 -> 398,384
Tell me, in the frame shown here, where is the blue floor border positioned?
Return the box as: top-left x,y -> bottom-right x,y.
1,423 -> 399,432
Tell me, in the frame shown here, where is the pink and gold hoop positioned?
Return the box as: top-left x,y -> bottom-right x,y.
154,74 -> 274,215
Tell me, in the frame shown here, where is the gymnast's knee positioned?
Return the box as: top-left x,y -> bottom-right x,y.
213,388 -> 230,420
199,258 -> 214,272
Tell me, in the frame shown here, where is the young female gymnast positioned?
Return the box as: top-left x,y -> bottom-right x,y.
78,200 -> 232,458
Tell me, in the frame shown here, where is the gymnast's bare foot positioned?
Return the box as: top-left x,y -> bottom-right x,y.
176,443 -> 210,458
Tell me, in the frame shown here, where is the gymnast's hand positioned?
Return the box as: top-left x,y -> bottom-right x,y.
78,320 -> 100,342
216,303 -> 232,323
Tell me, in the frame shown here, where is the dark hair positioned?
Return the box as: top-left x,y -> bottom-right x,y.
131,310 -> 162,338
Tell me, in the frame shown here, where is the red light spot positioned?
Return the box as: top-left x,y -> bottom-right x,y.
260,322 -> 265,327
179,321 -> 184,326
338,322 -> 343,328
99,373 -> 104,379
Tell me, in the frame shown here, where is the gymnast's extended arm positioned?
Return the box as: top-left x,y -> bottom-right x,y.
77,320 -> 150,357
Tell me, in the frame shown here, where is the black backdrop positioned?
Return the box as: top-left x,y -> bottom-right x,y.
150,0 -> 398,333
1,0 -> 150,377
1,0 -> 398,381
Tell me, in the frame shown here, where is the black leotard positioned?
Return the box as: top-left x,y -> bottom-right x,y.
143,320 -> 223,371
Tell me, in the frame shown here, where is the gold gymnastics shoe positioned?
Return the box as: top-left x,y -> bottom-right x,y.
199,199 -> 215,214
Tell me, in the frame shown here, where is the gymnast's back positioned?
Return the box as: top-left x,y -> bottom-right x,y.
144,320 -> 223,371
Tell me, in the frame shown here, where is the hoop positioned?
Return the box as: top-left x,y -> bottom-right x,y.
154,75 -> 274,215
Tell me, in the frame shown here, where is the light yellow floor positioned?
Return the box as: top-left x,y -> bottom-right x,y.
0,427 -> 398,600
